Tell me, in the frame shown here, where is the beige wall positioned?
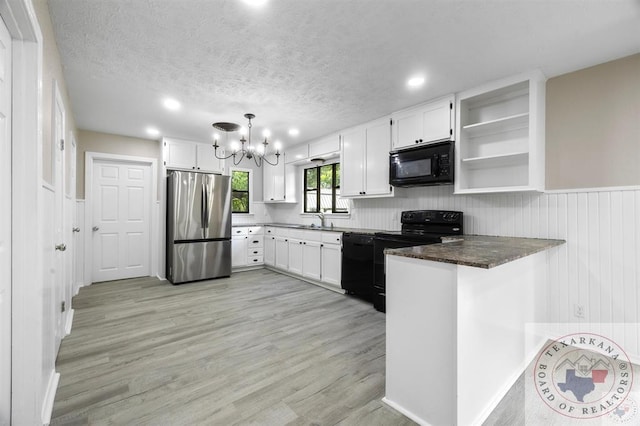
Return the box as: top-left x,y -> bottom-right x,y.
34,0 -> 77,186
546,53 -> 640,190
76,129 -> 162,199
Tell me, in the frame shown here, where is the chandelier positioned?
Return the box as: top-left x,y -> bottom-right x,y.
212,113 -> 282,167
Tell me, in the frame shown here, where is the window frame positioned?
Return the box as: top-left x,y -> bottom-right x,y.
230,168 -> 252,214
303,162 -> 347,214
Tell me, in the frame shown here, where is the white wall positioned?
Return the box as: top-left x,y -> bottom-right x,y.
267,185 -> 640,356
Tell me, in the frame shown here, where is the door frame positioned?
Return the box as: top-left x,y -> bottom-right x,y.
1,0 -> 45,424
85,151 -> 158,285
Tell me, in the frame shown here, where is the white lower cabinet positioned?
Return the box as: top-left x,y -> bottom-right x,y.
288,239 -> 304,275
264,228 -> 343,290
302,241 -> 322,281
231,235 -> 248,268
321,243 -> 341,287
232,226 -> 264,269
274,236 -> 289,270
264,235 -> 276,266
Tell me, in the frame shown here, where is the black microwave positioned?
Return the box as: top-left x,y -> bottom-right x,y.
389,141 -> 454,187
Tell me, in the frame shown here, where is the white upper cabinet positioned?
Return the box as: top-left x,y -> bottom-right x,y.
263,154 -> 285,202
341,117 -> 393,198
284,144 -> 309,164
455,70 -> 545,194
308,134 -> 340,159
391,95 -> 455,150
263,154 -> 296,203
164,138 -> 224,173
195,144 -> 224,173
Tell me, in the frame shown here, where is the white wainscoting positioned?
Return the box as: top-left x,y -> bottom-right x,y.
267,186 -> 640,357
41,184 -> 59,424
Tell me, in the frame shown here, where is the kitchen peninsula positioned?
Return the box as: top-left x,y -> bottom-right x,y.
384,235 -> 564,426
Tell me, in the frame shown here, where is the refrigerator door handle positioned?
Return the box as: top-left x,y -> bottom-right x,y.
203,183 -> 209,229
201,183 -> 207,230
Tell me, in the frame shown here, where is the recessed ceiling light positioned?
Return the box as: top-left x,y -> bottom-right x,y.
146,127 -> 160,137
242,0 -> 268,7
163,98 -> 181,111
407,76 -> 425,88
288,128 -> 299,137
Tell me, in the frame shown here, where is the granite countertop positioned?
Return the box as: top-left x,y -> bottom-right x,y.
233,223 -> 389,235
385,235 -> 565,269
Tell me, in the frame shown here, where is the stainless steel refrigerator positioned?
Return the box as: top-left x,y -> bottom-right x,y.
166,171 -> 232,284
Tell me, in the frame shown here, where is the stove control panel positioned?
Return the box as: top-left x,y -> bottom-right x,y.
401,210 -> 463,225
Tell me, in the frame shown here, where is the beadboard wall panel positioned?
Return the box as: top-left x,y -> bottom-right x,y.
268,187 -> 640,356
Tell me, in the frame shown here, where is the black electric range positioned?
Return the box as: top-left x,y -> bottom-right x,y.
373,210 -> 463,312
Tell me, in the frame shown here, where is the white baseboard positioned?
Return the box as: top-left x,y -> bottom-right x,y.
263,266 -> 345,294
382,397 -> 432,426
41,371 -> 60,425
64,309 -> 74,336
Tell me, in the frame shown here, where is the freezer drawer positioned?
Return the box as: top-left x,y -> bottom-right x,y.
168,240 -> 231,284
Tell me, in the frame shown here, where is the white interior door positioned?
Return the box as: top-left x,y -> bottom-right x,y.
0,15 -> 12,423
92,159 -> 151,282
53,85 -> 66,350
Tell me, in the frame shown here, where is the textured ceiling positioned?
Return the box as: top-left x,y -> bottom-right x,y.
48,0 -> 640,148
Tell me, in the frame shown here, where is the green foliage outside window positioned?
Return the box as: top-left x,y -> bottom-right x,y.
304,163 -> 347,213
231,170 -> 249,213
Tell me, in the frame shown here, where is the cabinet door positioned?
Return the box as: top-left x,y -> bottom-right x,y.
231,235 -> 248,267
392,109 -> 422,150
263,156 -> 285,202
264,236 -> 276,266
422,96 -> 453,143
340,127 -> 365,196
302,241 -> 321,281
288,239 -> 304,275
196,143 -> 223,173
364,120 -> 392,196
321,243 -> 341,287
165,140 -> 197,170
275,237 -> 289,270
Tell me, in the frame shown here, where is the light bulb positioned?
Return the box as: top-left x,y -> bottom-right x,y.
274,140 -> 282,151
256,144 -> 265,155
230,140 -> 239,152
239,127 -> 247,136
262,129 -> 271,138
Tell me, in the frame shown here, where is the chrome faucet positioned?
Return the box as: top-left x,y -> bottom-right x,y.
315,212 -> 325,227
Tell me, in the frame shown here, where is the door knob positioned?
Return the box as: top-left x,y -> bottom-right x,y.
55,243 -> 66,251
92,226 -> 100,231
72,227 -> 80,232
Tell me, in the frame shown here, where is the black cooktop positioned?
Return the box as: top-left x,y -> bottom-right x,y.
375,210 -> 463,241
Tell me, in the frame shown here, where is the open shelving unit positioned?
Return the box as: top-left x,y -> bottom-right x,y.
455,71 -> 546,194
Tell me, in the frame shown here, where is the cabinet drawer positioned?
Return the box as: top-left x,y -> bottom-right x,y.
248,256 -> 264,265
265,227 -> 276,235
248,226 -> 263,235
248,247 -> 264,256
232,227 -> 248,236
322,231 -> 342,244
248,236 -> 264,247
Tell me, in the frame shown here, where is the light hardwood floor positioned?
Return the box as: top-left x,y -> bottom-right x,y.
51,270 -> 416,425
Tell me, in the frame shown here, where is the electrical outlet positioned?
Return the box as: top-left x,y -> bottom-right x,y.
574,303 -> 585,318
